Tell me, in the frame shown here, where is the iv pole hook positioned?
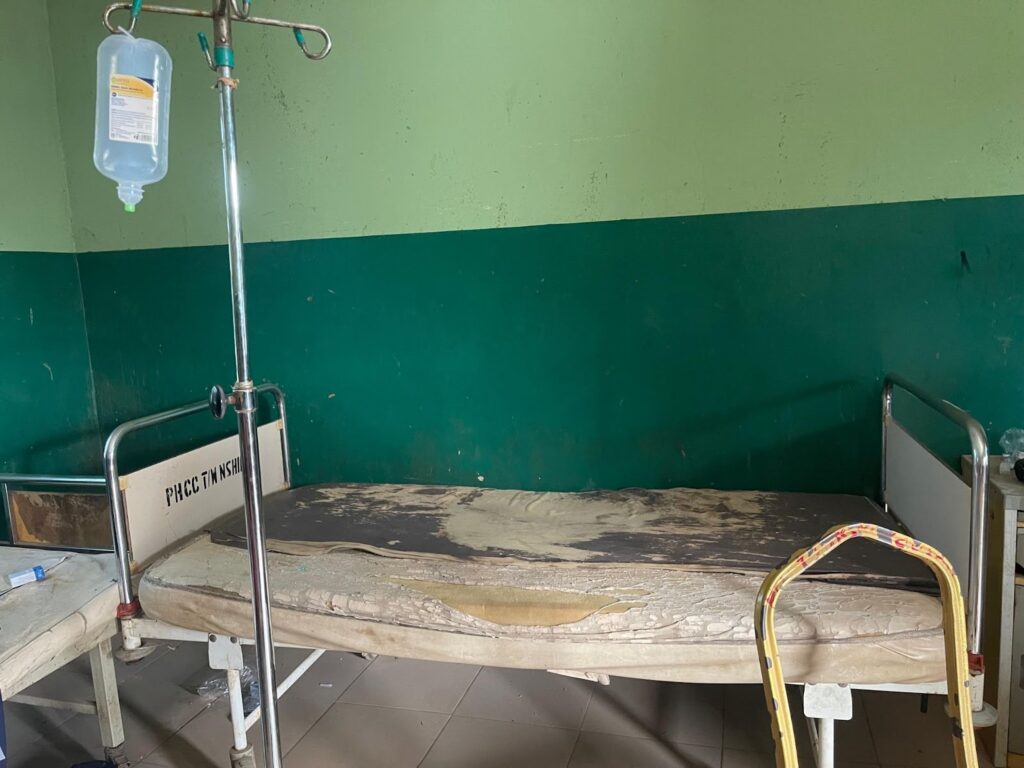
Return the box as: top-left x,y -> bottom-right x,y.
102,2 -> 333,59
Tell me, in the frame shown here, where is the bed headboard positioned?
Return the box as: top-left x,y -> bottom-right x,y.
0,385 -> 291,617
881,374 -> 988,657
119,420 -> 287,567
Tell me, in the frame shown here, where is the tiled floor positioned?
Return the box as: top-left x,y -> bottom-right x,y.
7,642 -> 990,768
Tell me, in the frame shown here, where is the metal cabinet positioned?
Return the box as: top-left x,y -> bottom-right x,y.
966,458 -> 1024,768
1010,580 -> 1024,759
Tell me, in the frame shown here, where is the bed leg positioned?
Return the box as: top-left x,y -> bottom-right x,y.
804,717 -> 836,768
227,668 -> 257,767
802,683 -> 849,768
115,617 -> 156,663
88,637 -> 126,761
227,668 -> 249,752
103,743 -> 129,767
230,744 -> 257,768
210,634 -> 251,763
816,718 -> 835,768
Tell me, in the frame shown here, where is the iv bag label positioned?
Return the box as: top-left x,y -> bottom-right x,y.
109,74 -> 157,145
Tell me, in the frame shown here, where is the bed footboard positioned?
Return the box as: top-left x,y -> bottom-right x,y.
881,374 -> 988,662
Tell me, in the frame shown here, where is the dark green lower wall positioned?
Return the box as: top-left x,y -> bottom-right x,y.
0,252 -> 100,538
77,195 -> 1024,497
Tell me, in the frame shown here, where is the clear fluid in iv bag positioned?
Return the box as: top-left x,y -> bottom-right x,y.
93,31 -> 172,212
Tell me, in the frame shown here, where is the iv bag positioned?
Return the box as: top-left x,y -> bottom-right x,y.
93,31 -> 172,212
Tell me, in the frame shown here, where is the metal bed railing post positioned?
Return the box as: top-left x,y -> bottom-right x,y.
2,482 -> 12,541
260,384 -> 292,487
103,400 -> 210,615
101,384 -> 289,617
880,378 -> 894,513
881,374 -> 989,662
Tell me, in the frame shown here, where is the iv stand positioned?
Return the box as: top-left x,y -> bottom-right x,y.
101,4 -> 332,768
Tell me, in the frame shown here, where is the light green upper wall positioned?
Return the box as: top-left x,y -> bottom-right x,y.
0,0 -> 73,252
47,1 -> 1024,252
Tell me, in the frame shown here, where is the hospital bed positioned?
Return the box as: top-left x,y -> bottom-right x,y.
0,544 -> 126,765
3,376 -> 993,768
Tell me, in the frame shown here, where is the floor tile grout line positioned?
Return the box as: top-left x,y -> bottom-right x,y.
129,643 -> 238,763
15,642 -> 171,755
559,680 -> 597,768
113,649 -> 157,685
134,687 -> 215,765
574,679 -> 596,731
318,698 -> 497,716
280,651 -> 377,760
720,685 -> 727,768
415,713 -> 586,768
576,680 -> 596,734
141,649 -> 372,765
137,704 -> 214,764
434,712 -> 582,733
571,682 -> 727,754
5,701 -> 78,750
414,665 -> 481,768
447,665 -> 483,716
414,713 -> 453,768
859,691 -> 884,766
337,664 -> 484,716
328,652 -> 377,708
565,727 -> 585,768
614,729 -> 727,751
25,659 -> 953,768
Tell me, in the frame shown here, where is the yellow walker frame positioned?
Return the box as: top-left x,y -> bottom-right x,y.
754,523 -> 978,768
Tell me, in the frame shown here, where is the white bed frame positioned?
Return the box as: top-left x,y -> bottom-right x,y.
4,376 -> 996,768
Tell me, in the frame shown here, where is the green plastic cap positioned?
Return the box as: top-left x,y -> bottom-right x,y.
124,203 -> 136,213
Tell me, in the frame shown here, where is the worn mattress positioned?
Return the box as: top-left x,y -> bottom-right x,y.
139,483 -> 946,685
0,547 -> 118,696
